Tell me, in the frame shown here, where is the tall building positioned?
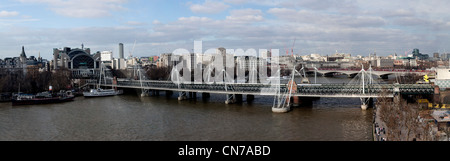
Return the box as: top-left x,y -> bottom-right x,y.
158,53 -> 180,68
119,43 -> 124,59
112,43 -> 127,70
101,51 -> 113,67
434,52 -> 440,58
412,48 -> 429,60
441,53 -> 450,60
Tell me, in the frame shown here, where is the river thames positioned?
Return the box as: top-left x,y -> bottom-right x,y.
0,77 -> 375,141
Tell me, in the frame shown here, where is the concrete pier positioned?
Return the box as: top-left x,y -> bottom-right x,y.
166,90 -> 173,97
247,95 -> 254,103
361,98 -> 368,110
225,94 -> 236,104
235,94 -> 243,103
368,98 -> 374,108
292,96 -> 299,107
361,104 -> 368,110
202,93 -> 210,99
152,90 -> 159,96
178,96 -> 187,101
272,106 -> 290,113
192,92 -> 197,100
178,92 -> 187,101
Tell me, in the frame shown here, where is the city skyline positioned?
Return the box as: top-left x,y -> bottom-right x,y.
1,0 -> 450,59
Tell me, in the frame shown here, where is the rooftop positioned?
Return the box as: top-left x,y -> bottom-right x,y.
431,110 -> 450,122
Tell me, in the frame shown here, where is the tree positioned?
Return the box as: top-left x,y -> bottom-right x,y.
145,66 -> 170,80
376,92 -> 435,141
50,68 -> 71,92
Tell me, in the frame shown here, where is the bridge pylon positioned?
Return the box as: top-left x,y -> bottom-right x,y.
354,65 -> 376,110
272,68 -> 290,113
272,66 -> 305,113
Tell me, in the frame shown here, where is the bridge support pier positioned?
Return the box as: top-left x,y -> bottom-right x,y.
140,89 -> 149,97
166,91 -> 173,97
292,96 -> 299,107
178,91 -> 187,101
235,94 -> 243,103
225,94 -> 236,104
361,101 -> 368,110
297,97 -> 313,106
272,106 -> 290,113
247,95 -> 255,103
152,90 -> 160,96
192,92 -> 197,100
360,98 -> 372,110
202,93 -> 210,99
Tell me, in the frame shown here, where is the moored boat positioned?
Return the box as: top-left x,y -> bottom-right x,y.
12,91 -> 75,106
83,88 -> 123,98
83,62 -> 123,98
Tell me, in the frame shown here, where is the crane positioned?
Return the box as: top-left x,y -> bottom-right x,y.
284,44 -> 289,56
129,40 -> 136,58
404,49 -> 412,56
291,38 -> 296,56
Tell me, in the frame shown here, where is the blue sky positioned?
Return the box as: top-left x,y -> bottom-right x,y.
1,0 -> 450,59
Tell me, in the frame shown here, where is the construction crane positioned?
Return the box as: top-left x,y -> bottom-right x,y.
284,44 -> 289,56
284,38 -> 297,56
404,49 -> 413,56
129,40 -> 136,58
291,38 -> 296,56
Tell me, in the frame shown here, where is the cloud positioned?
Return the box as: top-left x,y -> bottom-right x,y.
17,0 -> 128,18
226,9 -> 264,22
268,8 -> 386,28
0,11 -> 19,17
189,0 -> 230,14
125,21 -> 147,26
223,0 -> 281,6
381,9 -> 415,18
2,0 -> 450,58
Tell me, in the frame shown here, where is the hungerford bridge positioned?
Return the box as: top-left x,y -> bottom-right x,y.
89,65 -> 434,113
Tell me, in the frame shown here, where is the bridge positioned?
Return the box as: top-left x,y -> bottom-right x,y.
72,69 -> 101,79
92,79 -> 434,113
308,68 -> 433,79
86,63 -> 435,113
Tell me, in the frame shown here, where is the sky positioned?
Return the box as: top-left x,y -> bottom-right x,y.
0,0 -> 450,60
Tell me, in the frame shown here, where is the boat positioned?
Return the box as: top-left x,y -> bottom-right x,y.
83,62 -> 123,98
12,91 -> 75,106
83,88 -> 123,97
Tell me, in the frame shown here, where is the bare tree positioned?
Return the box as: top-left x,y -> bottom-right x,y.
50,68 -> 71,92
146,66 -> 170,80
376,91 -> 435,141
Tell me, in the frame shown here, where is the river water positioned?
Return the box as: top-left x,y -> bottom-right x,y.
0,76 -> 376,141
